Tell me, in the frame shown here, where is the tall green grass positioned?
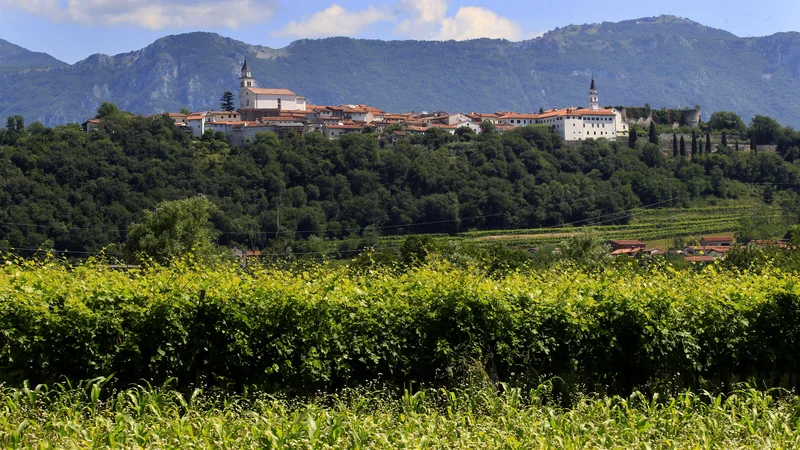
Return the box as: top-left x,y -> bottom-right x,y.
1,379 -> 798,448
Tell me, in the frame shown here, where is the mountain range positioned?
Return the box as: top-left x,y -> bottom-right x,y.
2,15 -> 800,127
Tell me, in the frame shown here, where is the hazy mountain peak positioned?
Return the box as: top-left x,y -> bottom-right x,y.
0,38 -> 66,72
544,15 -> 738,41
1,16 -> 800,127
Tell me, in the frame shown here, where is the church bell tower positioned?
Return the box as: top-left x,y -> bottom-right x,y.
589,77 -> 599,111
240,59 -> 254,88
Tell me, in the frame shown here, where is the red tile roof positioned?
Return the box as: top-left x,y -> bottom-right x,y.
702,236 -> 734,242
687,246 -> 732,254
324,124 -> 363,130
610,240 -> 646,246
499,107 -> 616,120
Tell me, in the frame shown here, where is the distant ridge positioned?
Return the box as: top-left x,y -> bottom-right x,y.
0,38 -> 66,73
1,15 -> 800,127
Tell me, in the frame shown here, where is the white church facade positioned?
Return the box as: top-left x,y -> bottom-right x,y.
237,60 -> 308,121
498,78 -> 625,141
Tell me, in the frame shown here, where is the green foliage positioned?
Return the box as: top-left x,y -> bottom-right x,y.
5,115 -> 23,133
5,260 -> 800,396
0,382 -> 797,448
648,121 -> 658,144
220,91 -> 235,112
125,196 -> 218,263
749,115 -> 783,145
735,204 -> 787,243
3,104 -> 800,258
672,133 -> 678,157
708,111 -> 747,133
627,127 -> 638,148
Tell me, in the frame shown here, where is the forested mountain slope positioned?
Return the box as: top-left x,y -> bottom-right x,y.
1,16 -> 800,126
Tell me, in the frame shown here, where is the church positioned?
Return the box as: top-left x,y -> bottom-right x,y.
497,78 -> 628,141
237,60 -> 308,121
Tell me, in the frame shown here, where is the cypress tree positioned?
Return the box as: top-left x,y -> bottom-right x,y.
680,136 -> 686,157
721,132 -> 727,147
649,121 -> 658,145
706,132 -> 712,154
220,91 -> 235,112
698,139 -> 703,155
691,130 -> 698,155
672,133 -> 678,157
735,141 -> 739,151
628,127 -> 638,148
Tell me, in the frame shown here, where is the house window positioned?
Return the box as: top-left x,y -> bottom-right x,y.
278,99 -> 282,110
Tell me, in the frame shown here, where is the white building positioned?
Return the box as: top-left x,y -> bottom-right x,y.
237,60 -> 307,118
498,78 -> 619,142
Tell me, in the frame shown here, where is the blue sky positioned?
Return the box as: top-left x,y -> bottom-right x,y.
0,0 -> 797,64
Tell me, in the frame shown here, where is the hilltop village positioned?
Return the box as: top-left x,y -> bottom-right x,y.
86,61 -> 630,145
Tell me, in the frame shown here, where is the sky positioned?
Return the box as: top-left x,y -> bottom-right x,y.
0,0 -> 798,64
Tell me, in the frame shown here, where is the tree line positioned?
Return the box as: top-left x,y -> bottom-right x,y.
1,104 -> 800,258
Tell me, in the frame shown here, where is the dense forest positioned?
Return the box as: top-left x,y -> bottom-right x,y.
2,105 -> 800,257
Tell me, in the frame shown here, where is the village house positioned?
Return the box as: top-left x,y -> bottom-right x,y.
322,123 -> 365,139
608,239 -> 647,257
700,235 -> 734,247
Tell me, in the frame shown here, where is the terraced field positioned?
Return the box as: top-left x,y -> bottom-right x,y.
376,204 -> 767,250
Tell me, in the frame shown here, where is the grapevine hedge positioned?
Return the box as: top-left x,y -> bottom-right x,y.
1,260 -> 799,395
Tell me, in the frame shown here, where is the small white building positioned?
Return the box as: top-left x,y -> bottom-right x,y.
323,123 -> 364,139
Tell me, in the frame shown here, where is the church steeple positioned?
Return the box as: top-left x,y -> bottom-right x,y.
589,77 -> 599,111
240,59 -> 254,88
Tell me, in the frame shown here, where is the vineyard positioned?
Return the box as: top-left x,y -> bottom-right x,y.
376,204 -> 761,250
2,259 -> 800,392
2,258 -> 800,447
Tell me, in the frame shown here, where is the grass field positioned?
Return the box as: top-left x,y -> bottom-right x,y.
376,203 -> 767,251
2,382 -> 799,449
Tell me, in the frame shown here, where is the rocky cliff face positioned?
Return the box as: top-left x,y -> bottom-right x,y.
752,32 -> 800,78
1,16 -> 800,127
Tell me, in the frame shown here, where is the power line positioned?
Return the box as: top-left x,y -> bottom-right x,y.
218,179 -> 677,237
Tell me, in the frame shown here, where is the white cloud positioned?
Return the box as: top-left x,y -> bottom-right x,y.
275,4 -> 394,38
394,0 -> 528,41
434,6 -> 523,40
0,0 -> 279,30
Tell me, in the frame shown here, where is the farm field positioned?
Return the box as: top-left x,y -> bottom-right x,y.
2,382 -> 798,448
377,203 -> 766,250
2,257 -> 800,447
